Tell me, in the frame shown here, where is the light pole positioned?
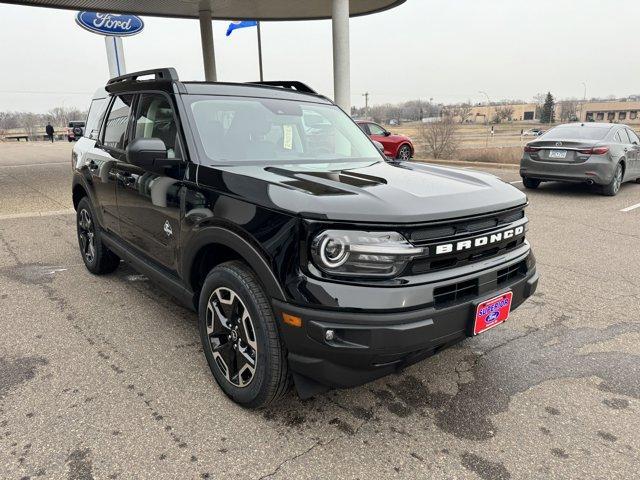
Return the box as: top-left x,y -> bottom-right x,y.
479,90 -> 491,146
362,92 -> 370,119
580,82 -> 587,121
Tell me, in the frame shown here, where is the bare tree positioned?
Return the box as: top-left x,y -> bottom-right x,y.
493,105 -> 515,123
0,106 -> 87,140
22,113 -> 40,140
351,99 -> 438,122
558,99 -> 579,122
418,117 -> 459,159
453,102 -> 473,123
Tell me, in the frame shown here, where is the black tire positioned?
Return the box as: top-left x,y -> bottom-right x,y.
396,144 -> 412,161
72,126 -> 83,136
601,163 -> 623,196
76,197 -> 120,274
522,177 -> 541,189
67,137 -> 73,142
198,261 -> 290,408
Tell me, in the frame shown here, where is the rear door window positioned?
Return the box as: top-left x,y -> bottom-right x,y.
102,95 -> 134,150
619,129 -> 631,144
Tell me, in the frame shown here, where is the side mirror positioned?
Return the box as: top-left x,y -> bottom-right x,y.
126,138 -> 180,172
383,131 -> 391,137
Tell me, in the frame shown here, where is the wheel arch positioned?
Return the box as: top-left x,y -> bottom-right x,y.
619,158 -> 626,177
72,182 -> 88,210
183,227 -> 287,307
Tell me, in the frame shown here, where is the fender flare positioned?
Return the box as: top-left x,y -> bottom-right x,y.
182,226 -> 287,302
71,174 -> 105,226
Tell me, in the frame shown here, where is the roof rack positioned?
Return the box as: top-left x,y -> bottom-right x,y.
106,68 -> 179,92
247,81 -> 317,94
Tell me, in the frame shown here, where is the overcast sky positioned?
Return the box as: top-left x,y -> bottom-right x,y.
1,0 -> 639,113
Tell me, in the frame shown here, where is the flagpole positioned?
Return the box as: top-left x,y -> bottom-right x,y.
257,21 -> 264,81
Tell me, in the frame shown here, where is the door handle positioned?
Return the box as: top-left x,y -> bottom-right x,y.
116,172 -> 135,186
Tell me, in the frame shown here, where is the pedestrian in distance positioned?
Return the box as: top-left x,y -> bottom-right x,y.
45,123 -> 54,143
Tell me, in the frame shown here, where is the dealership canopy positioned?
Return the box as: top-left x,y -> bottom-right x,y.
2,0 -> 406,110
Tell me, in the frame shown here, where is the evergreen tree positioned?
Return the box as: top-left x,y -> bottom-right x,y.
540,92 -> 555,124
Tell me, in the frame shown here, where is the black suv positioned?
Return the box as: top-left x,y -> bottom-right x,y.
67,121 -> 86,142
72,69 -> 538,408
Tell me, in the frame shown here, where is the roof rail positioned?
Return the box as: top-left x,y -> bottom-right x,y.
106,68 -> 179,92
247,81 -> 317,94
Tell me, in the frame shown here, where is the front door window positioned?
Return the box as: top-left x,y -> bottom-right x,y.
368,123 -> 387,136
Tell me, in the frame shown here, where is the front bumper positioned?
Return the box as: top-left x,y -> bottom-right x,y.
520,155 -> 615,185
274,254 -> 538,389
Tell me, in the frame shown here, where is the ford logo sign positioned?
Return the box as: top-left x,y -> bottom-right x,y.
76,12 -> 144,37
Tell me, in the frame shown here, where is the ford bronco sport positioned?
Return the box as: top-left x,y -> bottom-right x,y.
72,68 -> 538,408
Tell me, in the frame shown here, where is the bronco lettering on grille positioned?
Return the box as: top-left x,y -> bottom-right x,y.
435,225 -> 525,255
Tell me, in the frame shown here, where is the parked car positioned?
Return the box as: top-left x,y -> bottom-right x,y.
66,121 -> 85,142
522,128 -> 544,137
356,120 -> 414,160
72,68 -> 537,408
521,122 -> 640,196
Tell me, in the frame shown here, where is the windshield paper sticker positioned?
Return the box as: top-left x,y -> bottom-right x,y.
283,125 -> 293,150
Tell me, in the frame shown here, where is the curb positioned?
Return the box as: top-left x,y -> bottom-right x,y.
412,158 -> 520,171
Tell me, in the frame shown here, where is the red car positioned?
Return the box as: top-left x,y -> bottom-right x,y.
356,121 -> 414,161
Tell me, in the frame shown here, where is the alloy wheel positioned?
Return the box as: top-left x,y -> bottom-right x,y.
398,145 -> 411,161
613,166 -> 623,193
78,209 -> 96,263
206,287 -> 258,388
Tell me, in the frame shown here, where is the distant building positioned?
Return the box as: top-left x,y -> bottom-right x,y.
578,101 -> 640,124
465,103 -> 538,123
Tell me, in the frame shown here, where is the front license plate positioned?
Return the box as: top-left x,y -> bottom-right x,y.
549,150 -> 567,159
474,291 -> 513,335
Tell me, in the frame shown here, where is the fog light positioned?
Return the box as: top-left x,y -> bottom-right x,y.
325,329 -> 335,341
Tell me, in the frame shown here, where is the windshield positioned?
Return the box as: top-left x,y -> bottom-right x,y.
187,96 -> 381,164
542,125 -> 610,141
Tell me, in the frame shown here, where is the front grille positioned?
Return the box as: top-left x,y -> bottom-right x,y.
410,237 -> 525,274
403,206 -> 528,275
497,260 -> 527,285
409,207 -> 525,245
433,278 -> 479,309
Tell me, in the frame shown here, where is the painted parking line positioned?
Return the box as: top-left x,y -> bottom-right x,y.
510,180 -> 523,184
620,202 -> 640,213
0,209 -> 74,220
0,161 -> 69,168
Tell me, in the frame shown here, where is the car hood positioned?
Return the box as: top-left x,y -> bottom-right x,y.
199,160 -> 526,224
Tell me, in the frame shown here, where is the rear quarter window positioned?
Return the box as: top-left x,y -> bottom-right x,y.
85,98 -> 108,140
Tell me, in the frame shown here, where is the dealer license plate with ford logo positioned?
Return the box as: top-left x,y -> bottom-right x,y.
474,292 -> 513,335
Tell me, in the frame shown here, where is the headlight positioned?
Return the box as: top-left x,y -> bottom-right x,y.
311,230 -> 425,278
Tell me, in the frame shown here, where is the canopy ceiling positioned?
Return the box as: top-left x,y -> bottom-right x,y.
1,0 -> 406,20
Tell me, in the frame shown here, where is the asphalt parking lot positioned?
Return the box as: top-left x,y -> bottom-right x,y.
0,142 -> 638,480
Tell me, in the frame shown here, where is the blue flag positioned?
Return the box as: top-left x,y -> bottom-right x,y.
226,20 -> 258,36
